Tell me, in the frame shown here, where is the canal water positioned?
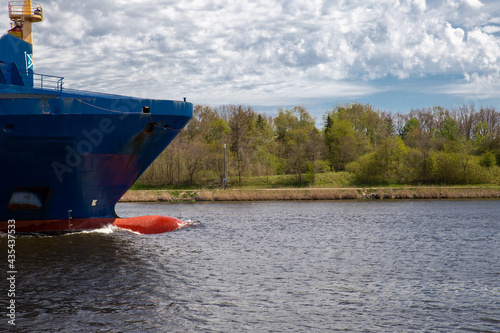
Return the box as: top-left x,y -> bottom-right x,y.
1,200 -> 499,332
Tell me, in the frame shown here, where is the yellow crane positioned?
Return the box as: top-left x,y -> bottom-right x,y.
8,1 -> 43,44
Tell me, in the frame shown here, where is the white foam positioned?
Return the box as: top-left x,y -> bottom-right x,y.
81,224 -> 119,234
177,219 -> 194,230
63,224 -> 121,236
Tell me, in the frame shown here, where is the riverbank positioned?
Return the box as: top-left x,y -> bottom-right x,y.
119,186 -> 500,202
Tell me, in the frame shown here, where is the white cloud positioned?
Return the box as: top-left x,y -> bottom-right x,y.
440,73 -> 500,100
460,0 -> 484,9
482,25 -> 500,33
1,0 -> 500,109
412,0 -> 427,12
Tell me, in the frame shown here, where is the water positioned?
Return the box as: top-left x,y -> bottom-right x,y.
1,200 -> 499,332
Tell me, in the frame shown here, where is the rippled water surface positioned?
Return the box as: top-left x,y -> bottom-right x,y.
1,200 -> 499,332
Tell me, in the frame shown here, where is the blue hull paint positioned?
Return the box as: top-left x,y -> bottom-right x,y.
0,34 -> 192,231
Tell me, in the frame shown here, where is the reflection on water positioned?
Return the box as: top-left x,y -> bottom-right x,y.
1,200 -> 499,332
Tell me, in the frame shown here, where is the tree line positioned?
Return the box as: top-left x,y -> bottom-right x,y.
139,103 -> 500,186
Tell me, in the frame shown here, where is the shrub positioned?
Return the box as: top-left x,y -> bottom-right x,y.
480,151 -> 497,168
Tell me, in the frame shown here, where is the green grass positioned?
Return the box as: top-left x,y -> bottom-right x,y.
227,171 -> 354,188
132,171 -> 356,190
130,182 -> 201,191
131,171 -> 500,192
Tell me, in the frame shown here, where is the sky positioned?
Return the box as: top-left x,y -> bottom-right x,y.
2,0 -> 500,122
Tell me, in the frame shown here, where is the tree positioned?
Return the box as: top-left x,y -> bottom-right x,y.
479,151 -> 497,168
273,106 -> 318,182
426,151 -> 461,184
473,121 -> 489,144
227,105 -> 256,183
324,118 -> 370,171
449,139 -> 475,184
456,104 -> 477,141
184,140 -> 207,183
251,114 -> 278,179
323,104 -> 376,171
399,117 -> 420,140
346,137 -> 409,184
437,117 -> 458,142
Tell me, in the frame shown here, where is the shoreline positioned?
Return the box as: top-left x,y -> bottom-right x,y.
119,187 -> 500,202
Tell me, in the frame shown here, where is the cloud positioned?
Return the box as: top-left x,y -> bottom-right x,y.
460,0 -> 484,9
439,73 -> 500,100
1,0 -> 500,109
482,25 -> 500,33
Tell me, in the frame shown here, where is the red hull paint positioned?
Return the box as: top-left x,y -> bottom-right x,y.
0,218 -> 115,233
1,215 -> 185,234
113,215 -> 184,234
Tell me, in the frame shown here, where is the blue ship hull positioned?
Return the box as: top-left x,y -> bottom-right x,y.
0,34 -> 192,232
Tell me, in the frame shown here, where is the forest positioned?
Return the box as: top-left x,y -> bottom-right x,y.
139,103 -> 500,187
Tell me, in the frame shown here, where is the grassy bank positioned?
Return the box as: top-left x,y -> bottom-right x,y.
131,171 -> 356,190
119,186 -> 500,202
